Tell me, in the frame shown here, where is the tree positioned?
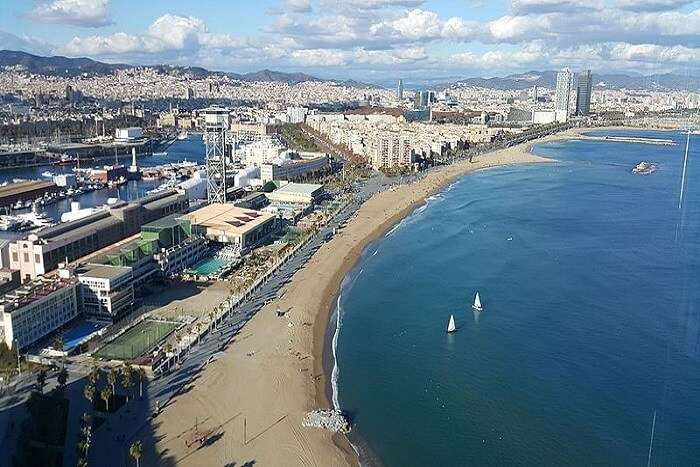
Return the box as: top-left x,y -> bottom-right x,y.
107,367 -> 118,394
78,440 -> 89,456
88,365 -> 100,386
36,369 -> 47,394
57,367 -> 68,389
100,386 -> 113,412
77,458 -> 88,467
129,440 -> 143,467
83,384 -> 96,405
137,367 -> 146,398
121,365 -> 133,400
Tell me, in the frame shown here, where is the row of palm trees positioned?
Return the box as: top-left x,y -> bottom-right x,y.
79,364 -> 147,466
83,364 -> 146,413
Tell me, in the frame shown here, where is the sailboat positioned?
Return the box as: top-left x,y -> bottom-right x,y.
447,314 -> 456,333
472,292 -> 483,311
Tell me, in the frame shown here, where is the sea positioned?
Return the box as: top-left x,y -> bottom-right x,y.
0,134 -> 204,237
333,129 -> 700,467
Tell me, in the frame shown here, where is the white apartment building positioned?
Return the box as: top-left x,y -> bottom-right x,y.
371,133 -> 413,169
286,106 -> 308,124
76,264 -> 134,322
0,277 -> 78,350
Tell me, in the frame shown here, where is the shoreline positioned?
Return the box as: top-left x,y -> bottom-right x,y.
317,124 -> 656,464
145,125 -> 641,466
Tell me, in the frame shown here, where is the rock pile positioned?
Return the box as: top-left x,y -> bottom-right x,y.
302,409 -> 351,433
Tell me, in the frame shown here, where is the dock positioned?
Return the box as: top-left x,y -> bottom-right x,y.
578,135 -> 677,146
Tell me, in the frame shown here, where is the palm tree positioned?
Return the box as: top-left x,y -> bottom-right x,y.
83,384 -> 96,405
107,368 -> 118,394
53,335 -> 65,368
88,365 -> 100,386
36,369 -> 47,394
100,386 -> 112,412
129,440 -> 143,467
137,367 -> 146,398
57,367 -> 68,389
78,440 -> 89,456
121,365 -> 133,401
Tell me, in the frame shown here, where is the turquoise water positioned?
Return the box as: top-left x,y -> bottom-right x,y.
192,257 -> 227,275
335,130 -> 700,466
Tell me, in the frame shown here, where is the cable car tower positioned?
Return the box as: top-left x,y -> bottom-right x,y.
203,107 -> 230,203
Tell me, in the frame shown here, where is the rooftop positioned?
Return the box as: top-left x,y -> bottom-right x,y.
75,263 -> 132,281
273,183 -> 324,195
0,276 -> 76,313
142,213 -> 186,230
181,203 -> 274,236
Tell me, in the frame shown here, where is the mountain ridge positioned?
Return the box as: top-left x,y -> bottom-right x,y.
0,50 -> 373,87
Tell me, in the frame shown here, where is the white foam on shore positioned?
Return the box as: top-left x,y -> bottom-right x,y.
331,292 -> 342,410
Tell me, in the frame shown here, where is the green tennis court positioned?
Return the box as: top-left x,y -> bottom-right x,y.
95,319 -> 179,360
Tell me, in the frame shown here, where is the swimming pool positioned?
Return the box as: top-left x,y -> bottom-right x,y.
191,257 -> 228,275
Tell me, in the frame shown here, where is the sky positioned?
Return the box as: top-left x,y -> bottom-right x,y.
0,0 -> 699,81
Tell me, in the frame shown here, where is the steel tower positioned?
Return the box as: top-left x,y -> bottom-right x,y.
203,107 -> 230,203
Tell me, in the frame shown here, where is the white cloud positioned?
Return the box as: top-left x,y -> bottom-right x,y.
326,0 -> 424,9
511,0 -> 602,14
50,1 -> 700,78
29,0 -> 113,28
615,0 -> 696,11
284,0 -> 312,13
63,14 -> 250,57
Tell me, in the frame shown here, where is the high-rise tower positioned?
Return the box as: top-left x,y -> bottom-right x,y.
575,70 -> 592,116
203,106 -> 230,203
555,68 -> 573,120
397,79 -> 404,100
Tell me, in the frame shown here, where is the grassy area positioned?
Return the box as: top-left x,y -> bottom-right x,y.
95,319 -> 179,361
280,124 -> 321,152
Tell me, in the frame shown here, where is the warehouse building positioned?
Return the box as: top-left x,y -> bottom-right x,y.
9,189 -> 188,281
266,183 -> 324,205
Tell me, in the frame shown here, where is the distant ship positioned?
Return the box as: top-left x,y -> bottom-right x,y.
472,292 -> 483,311
447,314 -> 456,333
152,151 -> 168,156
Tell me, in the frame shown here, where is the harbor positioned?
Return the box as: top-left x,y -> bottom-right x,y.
0,135 -> 205,236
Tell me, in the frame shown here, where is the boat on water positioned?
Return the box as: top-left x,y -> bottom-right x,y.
632,161 -> 657,175
472,292 -> 483,311
41,171 -> 54,178
177,132 -> 188,140
447,314 -> 456,333
152,151 -> 168,156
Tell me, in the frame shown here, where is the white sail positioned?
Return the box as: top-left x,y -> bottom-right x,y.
447,314 -> 456,333
472,292 -> 482,311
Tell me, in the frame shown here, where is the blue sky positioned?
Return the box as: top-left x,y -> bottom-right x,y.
1,0 -> 699,80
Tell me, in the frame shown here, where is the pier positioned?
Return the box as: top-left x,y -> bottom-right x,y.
578,135 -> 677,146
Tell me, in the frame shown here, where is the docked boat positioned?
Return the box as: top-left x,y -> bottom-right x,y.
472,292 -> 483,311
447,314 -> 456,333
177,132 -> 188,140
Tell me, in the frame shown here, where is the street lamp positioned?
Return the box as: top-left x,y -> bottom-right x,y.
13,339 -> 20,376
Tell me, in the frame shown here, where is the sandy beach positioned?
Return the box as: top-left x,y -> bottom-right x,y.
141,127 -> 593,466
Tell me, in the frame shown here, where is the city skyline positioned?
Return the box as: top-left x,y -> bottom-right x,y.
1,0 -> 699,81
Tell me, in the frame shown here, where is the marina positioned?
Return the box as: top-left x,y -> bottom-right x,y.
0,136 -> 205,235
